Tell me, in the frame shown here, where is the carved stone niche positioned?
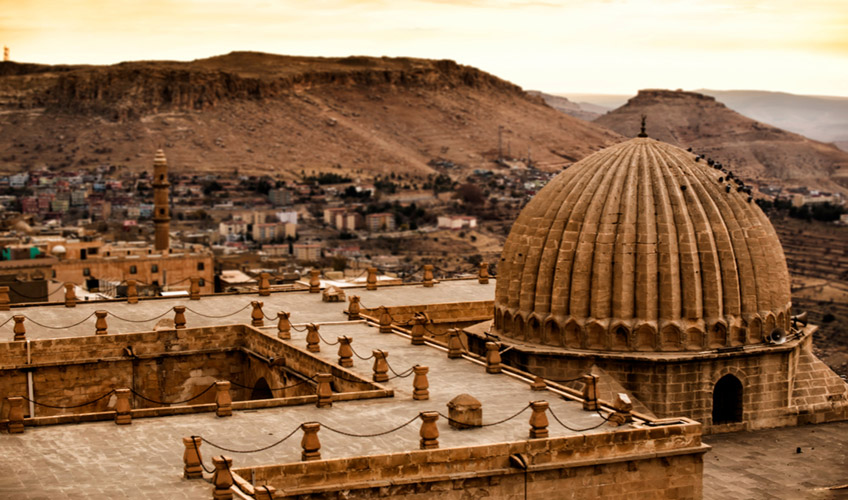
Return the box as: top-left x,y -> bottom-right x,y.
447,393 -> 482,429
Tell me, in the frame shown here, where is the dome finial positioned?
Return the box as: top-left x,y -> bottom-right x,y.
638,115 -> 648,138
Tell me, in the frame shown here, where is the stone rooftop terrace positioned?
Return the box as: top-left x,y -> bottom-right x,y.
0,283 -> 637,498
1,279 -> 845,499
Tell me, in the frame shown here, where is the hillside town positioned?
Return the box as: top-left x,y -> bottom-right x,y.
0,151 -> 565,302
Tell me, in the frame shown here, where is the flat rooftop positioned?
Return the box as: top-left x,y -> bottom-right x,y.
2,278 -> 495,340
0,279 -> 845,499
0,279 -> 635,498
1,319 -> 624,497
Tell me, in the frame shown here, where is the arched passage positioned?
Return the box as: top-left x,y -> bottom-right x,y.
250,377 -> 274,400
712,374 -> 743,424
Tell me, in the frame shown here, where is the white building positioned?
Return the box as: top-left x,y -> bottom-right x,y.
437,215 -> 477,230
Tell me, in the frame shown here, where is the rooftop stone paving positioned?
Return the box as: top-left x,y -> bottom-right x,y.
3,279 -> 847,499
703,421 -> 848,500
0,278 -> 495,340
0,309 -> 616,498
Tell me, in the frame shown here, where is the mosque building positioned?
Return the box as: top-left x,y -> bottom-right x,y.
476,135 -> 848,432
0,140 -> 845,498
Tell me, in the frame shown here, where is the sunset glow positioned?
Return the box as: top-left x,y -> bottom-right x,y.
2,0 -> 847,95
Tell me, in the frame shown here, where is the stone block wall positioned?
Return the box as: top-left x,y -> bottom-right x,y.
362,301 -> 493,327
0,350 -> 246,417
241,355 -> 313,399
244,328 -> 375,393
129,351 -> 245,409
238,421 -> 706,499
483,326 -> 848,433
0,325 -> 382,417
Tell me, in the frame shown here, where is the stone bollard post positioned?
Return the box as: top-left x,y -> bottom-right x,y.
0,286 -> 10,311
422,265 -> 434,287
410,312 -> 427,345
211,456 -> 234,500
478,262 -> 489,284
309,269 -> 321,293
95,310 -> 108,335
419,412 -> 439,449
64,283 -> 77,308
582,374 -> 600,411
316,373 -> 333,408
6,396 -> 25,434
305,323 -> 320,352
372,350 -> 389,383
485,342 -> 502,373
258,272 -> 271,296
12,315 -> 26,341
337,336 -> 353,368
114,388 -> 132,425
215,381 -> 233,417
378,306 -> 393,333
530,376 -> 547,391
413,365 -> 429,401
347,295 -> 361,320
182,436 -> 203,479
529,401 -> 550,439
189,277 -> 201,300
255,486 -> 277,500
126,279 -> 138,304
447,329 -> 463,359
276,311 -> 291,340
366,267 -> 378,291
250,301 -> 264,327
173,305 -> 187,329
608,393 -> 633,426
300,423 -> 321,461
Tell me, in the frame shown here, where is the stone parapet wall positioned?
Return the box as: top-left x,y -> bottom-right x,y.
245,328 -> 378,393
0,325 -> 242,367
361,300 -> 493,326
479,326 -> 848,433
0,350 -> 246,418
237,421 -> 707,499
0,325 -> 384,420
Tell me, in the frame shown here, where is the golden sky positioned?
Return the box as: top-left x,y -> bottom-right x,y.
2,0 -> 847,95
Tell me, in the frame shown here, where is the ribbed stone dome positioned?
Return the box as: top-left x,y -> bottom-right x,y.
494,138 -> 792,352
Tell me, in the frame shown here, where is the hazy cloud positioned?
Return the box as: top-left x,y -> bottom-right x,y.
1,0 -> 846,94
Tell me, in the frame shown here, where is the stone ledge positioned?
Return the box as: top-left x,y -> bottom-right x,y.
233,438 -> 708,497
14,387 -> 396,428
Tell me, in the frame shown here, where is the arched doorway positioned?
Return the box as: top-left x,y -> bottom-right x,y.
712,374 -> 743,424
250,378 -> 274,400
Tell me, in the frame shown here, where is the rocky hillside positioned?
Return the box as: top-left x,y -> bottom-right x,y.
696,89 -> 848,148
0,52 -> 620,177
595,89 -> 848,193
526,91 -> 601,121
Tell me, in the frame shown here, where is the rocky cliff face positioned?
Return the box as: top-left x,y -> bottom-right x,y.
0,52 -> 618,176
4,53 -> 527,120
595,89 -> 848,193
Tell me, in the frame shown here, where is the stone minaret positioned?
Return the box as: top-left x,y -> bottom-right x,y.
152,149 -> 170,251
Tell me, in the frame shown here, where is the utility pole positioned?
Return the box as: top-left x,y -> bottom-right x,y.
497,125 -> 503,162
